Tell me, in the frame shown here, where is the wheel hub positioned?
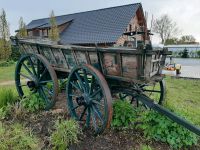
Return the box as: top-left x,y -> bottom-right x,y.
76,94 -> 92,106
27,81 -> 36,88
76,96 -> 86,106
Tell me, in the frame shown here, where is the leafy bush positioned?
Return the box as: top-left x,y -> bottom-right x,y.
0,60 -> 15,67
21,93 -> 45,112
0,122 -> 39,150
141,145 -> 154,150
59,79 -> 67,92
0,88 -> 17,108
10,45 -> 21,61
51,119 -> 82,150
0,104 -> 12,119
111,100 -> 138,129
137,110 -> 198,149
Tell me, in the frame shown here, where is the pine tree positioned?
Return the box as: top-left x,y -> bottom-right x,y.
0,9 -> 11,60
18,17 -> 27,38
181,48 -> 189,58
49,10 -> 59,42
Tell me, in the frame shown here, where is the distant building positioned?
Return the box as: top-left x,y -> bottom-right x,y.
164,44 -> 200,57
16,3 -> 150,47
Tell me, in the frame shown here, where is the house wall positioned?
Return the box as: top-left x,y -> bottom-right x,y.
116,9 -> 146,47
27,22 -> 70,38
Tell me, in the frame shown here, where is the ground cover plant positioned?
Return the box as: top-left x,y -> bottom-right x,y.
51,119 -> 82,150
0,71 -> 199,149
0,122 -> 40,150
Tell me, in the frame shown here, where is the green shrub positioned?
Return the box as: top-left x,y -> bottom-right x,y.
0,104 -> 12,119
137,110 -> 198,149
10,45 -> 21,61
21,93 -> 45,112
0,88 -> 17,108
0,60 -> 15,67
111,100 -> 138,129
0,122 -> 39,150
141,145 -> 154,150
59,79 -> 67,92
51,119 -> 82,150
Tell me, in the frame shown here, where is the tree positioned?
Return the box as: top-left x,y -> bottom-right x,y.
152,14 -> 179,44
164,38 -> 178,45
0,9 -> 11,60
49,10 -> 59,42
18,17 -> 27,38
197,50 -> 200,58
181,48 -> 189,58
179,35 -> 196,44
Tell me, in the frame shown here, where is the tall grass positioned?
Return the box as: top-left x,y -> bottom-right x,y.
0,88 -> 18,108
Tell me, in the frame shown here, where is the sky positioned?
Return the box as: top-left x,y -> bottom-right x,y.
0,0 -> 200,44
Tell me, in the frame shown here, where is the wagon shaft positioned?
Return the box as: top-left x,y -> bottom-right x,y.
136,94 -> 200,136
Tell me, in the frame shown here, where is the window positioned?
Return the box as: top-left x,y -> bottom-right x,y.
129,24 -> 132,32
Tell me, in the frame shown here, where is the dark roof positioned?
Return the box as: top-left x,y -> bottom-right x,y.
26,3 -> 141,44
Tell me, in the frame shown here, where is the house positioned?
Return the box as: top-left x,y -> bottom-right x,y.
24,3 -> 149,47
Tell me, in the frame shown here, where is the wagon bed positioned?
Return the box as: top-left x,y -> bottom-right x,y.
15,38 -> 170,83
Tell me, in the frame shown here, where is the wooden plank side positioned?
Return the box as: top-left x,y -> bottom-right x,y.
22,44 -> 34,54
19,44 -> 26,54
103,53 -> 120,76
51,48 -> 68,68
122,55 -> 138,78
62,50 -> 76,69
89,52 -> 98,64
75,51 -> 87,64
38,46 -> 57,65
30,44 -> 39,54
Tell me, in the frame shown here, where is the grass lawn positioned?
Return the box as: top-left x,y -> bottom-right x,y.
0,63 -> 16,82
165,77 -> 200,126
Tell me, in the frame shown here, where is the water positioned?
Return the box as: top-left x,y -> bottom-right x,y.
163,58 -> 200,78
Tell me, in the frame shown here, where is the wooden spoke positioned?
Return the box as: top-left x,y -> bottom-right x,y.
70,81 -> 83,92
90,88 -> 101,98
22,62 -> 34,77
39,68 -> 47,81
19,73 -> 33,81
75,72 -> 85,92
92,100 -> 104,107
28,57 -> 37,76
92,105 -> 103,123
79,107 -> 87,121
143,89 -> 161,93
83,69 -> 90,93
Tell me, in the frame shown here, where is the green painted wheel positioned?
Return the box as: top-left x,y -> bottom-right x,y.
112,80 -> 166,107
66,64 -> 112,135
142,80 -> 166,105
15,54 -> 59,110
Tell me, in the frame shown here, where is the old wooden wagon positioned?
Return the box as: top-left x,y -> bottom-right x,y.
11,37 -> 200,136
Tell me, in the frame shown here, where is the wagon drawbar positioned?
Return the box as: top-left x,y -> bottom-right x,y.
11,37 -> 200,136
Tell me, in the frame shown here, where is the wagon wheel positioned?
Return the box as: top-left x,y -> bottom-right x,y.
141,79 -> 166,105
15,54 -> 59,110
112,80 -> 166,108
66,64 -> 112,135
